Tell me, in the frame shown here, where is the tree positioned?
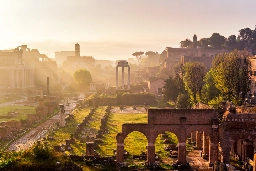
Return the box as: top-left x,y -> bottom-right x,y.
143,51 -> 160,66
238,27 -> 256,54
209,33 -> 226,49
198,38 -> 210,49
163,76 -> 180,102
201,70 -> 221,104
73,69 -> 92,90
211,50 -> 251,105
183,62 -> 206,105
132,51 -> 144,64
180,39 -> 193,48
176,92 -> 190,108
225,35 -> 238,50
159,50 -> 167,64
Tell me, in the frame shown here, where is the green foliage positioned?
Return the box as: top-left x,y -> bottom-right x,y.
180,38 -> 193,48
176,93 -> 190,108
73,69 -> 92,89
201,70 -> 221,103
33,141 -> 53,160
163,76 -> 180,102
183,62 -> 206,105
0,105 -> 36,122
0,152 -> 16,169
209,33 -> 226,49
238,27 -> 256,54
132,51 -> 144,63
121,93 -> 155,105
211,50 -> 251,105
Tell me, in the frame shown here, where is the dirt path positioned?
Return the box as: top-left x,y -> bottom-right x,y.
187,150 -> 212,170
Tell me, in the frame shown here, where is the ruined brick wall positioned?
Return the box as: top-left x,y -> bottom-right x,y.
148,109 -> 217,125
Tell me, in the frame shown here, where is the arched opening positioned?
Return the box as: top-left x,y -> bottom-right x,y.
155,131 -> 178,167
124,131 -> 147,165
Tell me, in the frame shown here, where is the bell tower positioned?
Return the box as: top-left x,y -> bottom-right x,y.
75,43 -> 80,57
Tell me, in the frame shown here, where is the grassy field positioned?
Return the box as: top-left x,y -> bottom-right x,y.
0,105 -> 36,122
98,111 -> 178,163
47,107 -> 107,155
46,106 -> 179,169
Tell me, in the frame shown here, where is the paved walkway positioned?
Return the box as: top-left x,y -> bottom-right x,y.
7,114 -> 60,151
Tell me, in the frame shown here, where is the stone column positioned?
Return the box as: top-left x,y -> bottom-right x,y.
116,67 -> 118,90
178,141 -> 187,163
86,142 -> 95,156
203,133 -> 210,158
221,132 -> 231,164
128,66 -> 130,90
116,133 -> 124,163
11,69 -> 15,89
196,131 -> 203,150
191,132 -> 197,144
147,143 -> 155,163
16,69 -> 19,88
210,127 -> 219,164
242,140 -> 253,161
122,66 -> 124,90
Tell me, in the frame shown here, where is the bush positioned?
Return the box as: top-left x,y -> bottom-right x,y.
33,141 -> 53,160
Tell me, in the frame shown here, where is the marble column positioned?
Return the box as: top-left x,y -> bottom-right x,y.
116,67 -> 118,90
122,66 -> 124,90
128,66 -> 130,90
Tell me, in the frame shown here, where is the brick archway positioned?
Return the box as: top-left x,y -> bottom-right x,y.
116,109 -> 219,164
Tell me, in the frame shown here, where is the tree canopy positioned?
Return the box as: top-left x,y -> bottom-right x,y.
132,51 -> 144,64
73,69 -> 92,89
180,39 -> 193,48
211,49 -> 251,105
183,62 -> 206,104
209,33 -> 226,49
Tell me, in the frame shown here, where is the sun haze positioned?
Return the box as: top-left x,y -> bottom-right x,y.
1,0 -> 256,60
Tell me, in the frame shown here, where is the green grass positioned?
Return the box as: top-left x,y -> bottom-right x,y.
0,105 -> 36,122
98,113 -> 148,156
47,107 -> 108,155
98,112 -> 179,163
48,107 -> 91,146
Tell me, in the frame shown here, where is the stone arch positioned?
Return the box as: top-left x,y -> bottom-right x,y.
154,131 -> 178,161
116,109 -> 219,164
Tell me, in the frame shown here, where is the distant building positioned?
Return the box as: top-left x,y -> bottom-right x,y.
181,55 -> 214,71
148,78 -> 165,95
165,35 -> 230,76
127,58 -> 138,65
0,45 -> 58,94
61,43 -> 95,73
95,60 -> 113,69
55,51 -> 75,67
0,46 -> 34,91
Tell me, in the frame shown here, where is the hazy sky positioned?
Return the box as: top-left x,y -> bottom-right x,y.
1,0 -> 256,60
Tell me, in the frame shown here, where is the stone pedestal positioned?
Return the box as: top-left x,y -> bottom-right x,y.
147,144 -> 155,163
116,144 -> 124,162
86,142 -> 95,156
178,142 -> 187,163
